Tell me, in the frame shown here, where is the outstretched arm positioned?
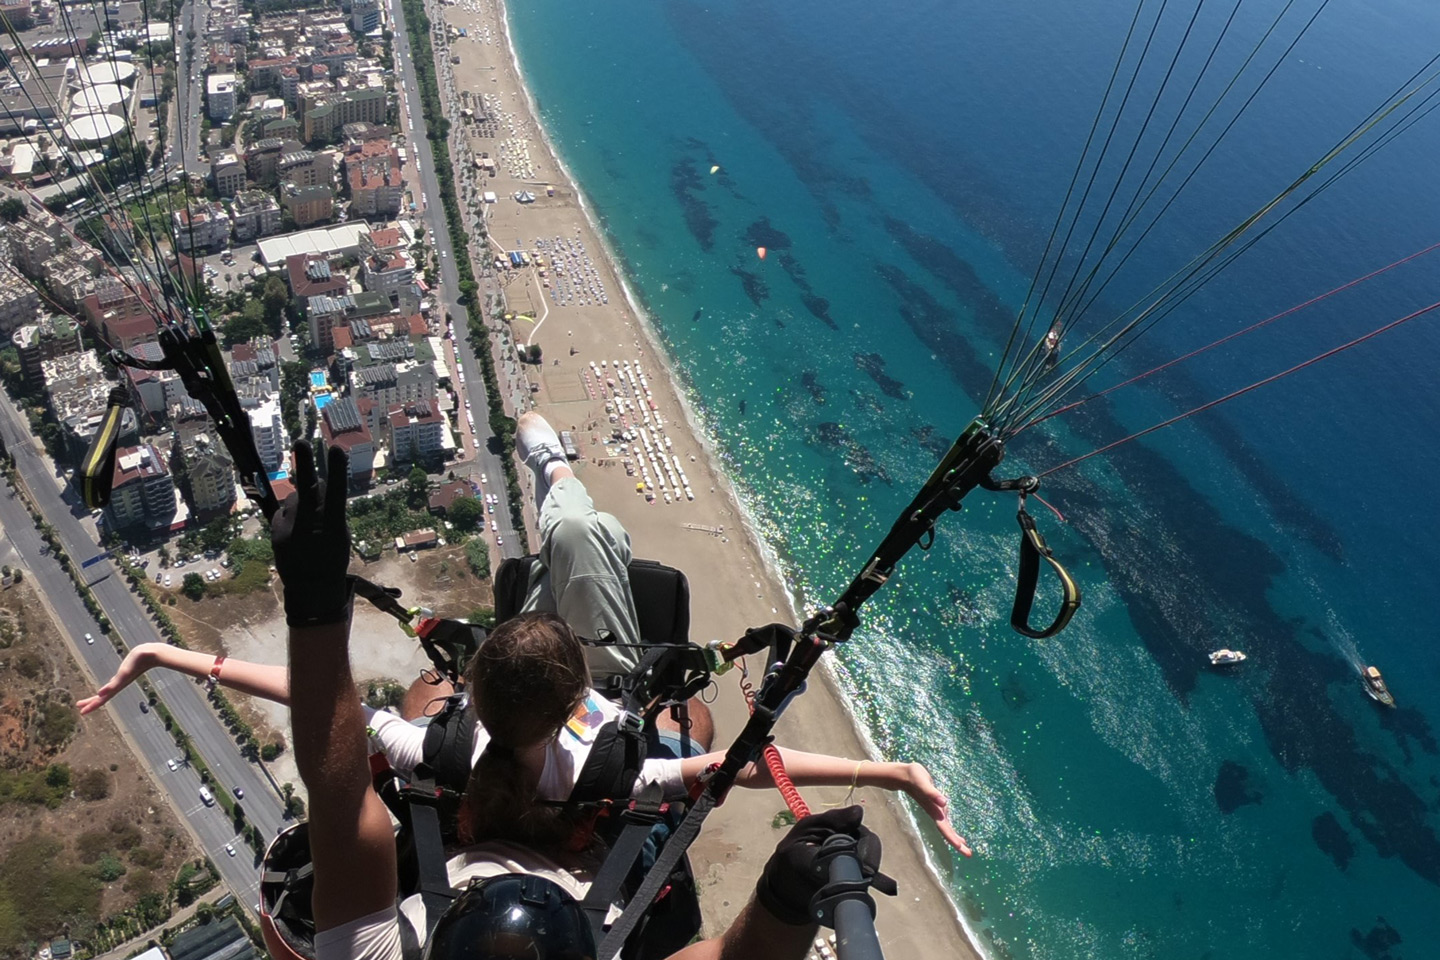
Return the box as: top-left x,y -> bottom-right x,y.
278,442 -> 396,931
677,749 -> 972,857
77,642 -> 291,714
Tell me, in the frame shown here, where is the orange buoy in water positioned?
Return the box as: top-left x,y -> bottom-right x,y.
756,246 -> 767,260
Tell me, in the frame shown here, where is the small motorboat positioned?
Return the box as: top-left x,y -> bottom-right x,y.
1208,648 -> 1247,666
1363,666 -> 1396,708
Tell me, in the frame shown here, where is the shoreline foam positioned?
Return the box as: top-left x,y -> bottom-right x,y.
436,2 -> 985,955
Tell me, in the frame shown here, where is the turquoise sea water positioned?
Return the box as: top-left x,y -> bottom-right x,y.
503,1 -> 1440,957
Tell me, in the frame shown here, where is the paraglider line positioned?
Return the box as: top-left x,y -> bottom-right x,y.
1038,298 -> 1440,477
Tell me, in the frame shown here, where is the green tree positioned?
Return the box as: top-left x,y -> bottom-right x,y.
406,465 -> 429,509
181,573 -> 206,601
262,276 -> 289,335
527,343 -> 542,364
448,494 -> 482,531
95,854 -> 126,882
195,902 -> 215,924
0,197 -> 26,223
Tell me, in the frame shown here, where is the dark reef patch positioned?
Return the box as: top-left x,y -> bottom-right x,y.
1213,760 -> 1263,814
849,389 -> 884,418
799,370 -> 826,405
1349,917 -> 1403,960
730,265 -> 770,307
912,425 -> 955,462
854,351 -> 907,400
1311,812 -> 1356,872
744,217 -> 793,252
813,422 -> 891,485
999,671 -> 1031,710
670,158 -> 717,252
801,295 -> 839,330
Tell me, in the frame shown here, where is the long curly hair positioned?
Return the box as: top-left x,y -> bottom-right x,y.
457,612 -> 594,852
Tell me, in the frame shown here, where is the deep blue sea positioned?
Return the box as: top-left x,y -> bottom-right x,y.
503,1 -> 1440,957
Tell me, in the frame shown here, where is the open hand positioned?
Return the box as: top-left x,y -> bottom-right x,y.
271,441 -> 352,627
904,762 -> 973,857
76,643 -> 161,715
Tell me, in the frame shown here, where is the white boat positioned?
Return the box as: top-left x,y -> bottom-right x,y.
1208,648 -> 1247,666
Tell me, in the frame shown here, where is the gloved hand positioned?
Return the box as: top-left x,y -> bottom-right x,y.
271,441 -> 353,627
755,805 -> 895,926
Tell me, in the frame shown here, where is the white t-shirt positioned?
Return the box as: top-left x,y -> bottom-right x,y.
313,842 -> 603,960
362,689 -> 686,800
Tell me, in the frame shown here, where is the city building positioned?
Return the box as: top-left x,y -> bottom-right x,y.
248,398 -> 286,471
212,152 -> 246,197
301,84 -> 388,143
277,149 -> 332,187
229,190 -> 283,242
0,265 -> 40,334
105,444 -> 177,532
244,138 -> 298,185
207,72 -> 238,121
11,314 -> 82,386
122,341 -> 185,421
352,361 -> 435,428
351,0 -> 381,33
281,183 -> 334,228
318,395 -> 374,483
173,202 -> 231,253
185,434 -> 237,514
83,283 -> 162,349
286,252 -> 347,304
307,289 -> 388,354
385,397 -> 445,464
345,143 -> 403,218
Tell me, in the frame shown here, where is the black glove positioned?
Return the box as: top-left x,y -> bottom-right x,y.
756,805 -> 895,926
271,441 -> 353,628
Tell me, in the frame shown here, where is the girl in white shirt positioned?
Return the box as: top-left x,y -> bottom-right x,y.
78,615 -> 971,856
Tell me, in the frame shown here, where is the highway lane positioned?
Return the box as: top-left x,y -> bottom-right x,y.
0,397 -> 281,912
389,0 -> 523,558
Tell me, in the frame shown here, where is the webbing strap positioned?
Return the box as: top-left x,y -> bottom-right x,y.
406,778 -> 458,937
581,782 -> 665,943
1009,506 -> 1081,639
597,789 -> 716,960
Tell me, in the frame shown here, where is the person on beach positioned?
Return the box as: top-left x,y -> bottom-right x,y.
269,440 -> 895,960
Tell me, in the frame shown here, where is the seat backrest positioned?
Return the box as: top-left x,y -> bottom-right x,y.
493,556 -> 690,646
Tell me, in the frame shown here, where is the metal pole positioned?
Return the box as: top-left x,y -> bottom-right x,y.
827,852 -> 885,960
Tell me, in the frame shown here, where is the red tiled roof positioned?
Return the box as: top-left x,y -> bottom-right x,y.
406,315 -> 427,336
330,325 -> 353,350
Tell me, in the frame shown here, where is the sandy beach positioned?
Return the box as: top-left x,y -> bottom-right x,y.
411,1 -> 986,956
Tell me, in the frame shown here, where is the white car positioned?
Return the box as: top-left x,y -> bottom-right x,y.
224,843 -> 237,857
464,399 -> 471,409
84,633 -> 94,645
163,575 -> 172,587
490,520 -> 497,532
480,474 -> 488,484
167,758 -> 178,771
496,536 -> 504,546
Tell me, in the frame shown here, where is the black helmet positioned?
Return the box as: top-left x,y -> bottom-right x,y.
425,874 -> 596,960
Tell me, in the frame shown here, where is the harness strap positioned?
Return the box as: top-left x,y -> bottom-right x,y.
1009,500 -> 1081,639
405,777 -> 459,936
581,782 -> 666,944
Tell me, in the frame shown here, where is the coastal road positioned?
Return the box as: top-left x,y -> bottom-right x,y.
389,0 -> 523,557
0,395 -> 282,913
172,0 -> 208,171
